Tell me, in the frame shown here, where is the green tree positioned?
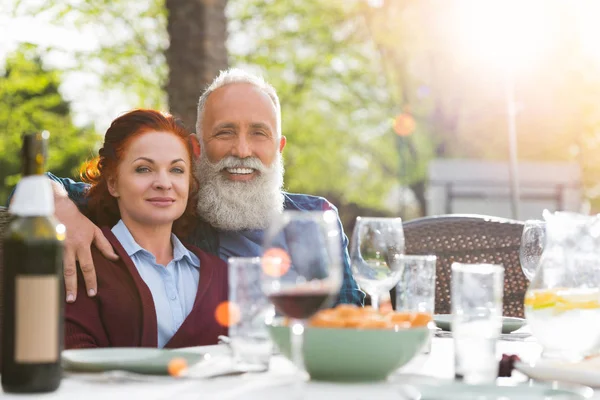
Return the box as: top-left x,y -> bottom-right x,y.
0,44 -> 100,203
229,0 -> 423,213
9,0 -> 229,129
9,0 -> 434,220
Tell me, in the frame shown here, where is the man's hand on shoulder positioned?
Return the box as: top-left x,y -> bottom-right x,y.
52,180 -> 118,302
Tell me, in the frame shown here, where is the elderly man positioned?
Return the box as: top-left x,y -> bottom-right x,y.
50,68 -> 364,305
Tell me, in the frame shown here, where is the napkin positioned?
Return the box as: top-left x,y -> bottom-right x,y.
185,355 -> 243,379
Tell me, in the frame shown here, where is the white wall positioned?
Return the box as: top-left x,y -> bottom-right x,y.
427,159 -> 582,220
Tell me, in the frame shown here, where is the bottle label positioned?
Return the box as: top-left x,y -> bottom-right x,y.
15,275 -> 59,363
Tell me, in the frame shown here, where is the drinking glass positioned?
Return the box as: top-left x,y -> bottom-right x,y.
396,255 -> 437,353
350,217 -> 405,310
519,220 -> 546,281
227,257 -> 274,372
395,255 -> 437,314
261,210 -> 343,378
452,263 -> 504,384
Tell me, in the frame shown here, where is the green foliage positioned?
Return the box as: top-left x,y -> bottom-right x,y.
0,44 -> 100,203
229,0 -> 430,211
10,0 -> 434,214
11,0 -> 168,109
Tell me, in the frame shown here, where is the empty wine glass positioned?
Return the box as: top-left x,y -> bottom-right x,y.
261,210 -> 343,380
350,217 -> 405,310
520,220 -> 547,281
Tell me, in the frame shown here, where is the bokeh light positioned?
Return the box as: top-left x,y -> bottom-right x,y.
393,113 -> 416,137
214,301 -> 241,328
167,357 -> 188,377
262,247 -> 291,277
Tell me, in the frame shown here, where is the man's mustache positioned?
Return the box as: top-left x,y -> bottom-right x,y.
214,156 -> 268,173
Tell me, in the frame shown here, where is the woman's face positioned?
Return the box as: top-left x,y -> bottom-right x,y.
108,131 -> 191,229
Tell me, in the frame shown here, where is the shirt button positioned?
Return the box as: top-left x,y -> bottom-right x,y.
170,294 -> 177,301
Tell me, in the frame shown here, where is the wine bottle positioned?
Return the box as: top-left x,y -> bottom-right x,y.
2,131 -> 64,393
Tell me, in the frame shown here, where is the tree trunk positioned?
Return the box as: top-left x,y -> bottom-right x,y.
165,0 -> 229,131
409,180 -> 427,217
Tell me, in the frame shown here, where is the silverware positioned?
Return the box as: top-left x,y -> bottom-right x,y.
218,335 -> 232,345
66,370 -> 174,383
397,384 -> 422,400
66,367 -> 248,383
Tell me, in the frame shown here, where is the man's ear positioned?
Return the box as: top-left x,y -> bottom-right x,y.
190,134 -> 201,158
107,178 -> 119,198
279,135 -> 286,152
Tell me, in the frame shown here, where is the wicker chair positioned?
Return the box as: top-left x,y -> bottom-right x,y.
399,214 -> 528,318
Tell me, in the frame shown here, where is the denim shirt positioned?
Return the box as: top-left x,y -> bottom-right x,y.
47,173 -> 365,306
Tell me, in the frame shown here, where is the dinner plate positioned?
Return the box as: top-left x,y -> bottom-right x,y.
411,381 -> 593,399
62,348 -> 206,375
515,358 -> 600,388
433,314 -> 526,334
176,344 -> 231,357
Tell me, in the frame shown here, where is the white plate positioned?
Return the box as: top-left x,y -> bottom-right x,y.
175,344 -> 231,357
62,348 -> 206,375
434,314 -> 526,334
515,358 -> 600,388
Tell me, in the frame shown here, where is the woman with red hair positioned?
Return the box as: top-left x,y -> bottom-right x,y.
65,109 -> 227,349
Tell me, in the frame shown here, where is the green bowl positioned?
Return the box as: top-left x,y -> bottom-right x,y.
267,323 -> 430,382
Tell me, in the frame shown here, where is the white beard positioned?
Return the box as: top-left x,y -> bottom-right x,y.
195,150 -> 285,231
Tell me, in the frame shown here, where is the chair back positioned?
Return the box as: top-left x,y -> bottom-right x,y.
402,214 -> 527,317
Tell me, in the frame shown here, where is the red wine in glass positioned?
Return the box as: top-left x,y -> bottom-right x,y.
268,287 -> 332,319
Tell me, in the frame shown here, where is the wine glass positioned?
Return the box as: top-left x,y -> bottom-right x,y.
350,217 -> 405,310
519,220 -> 546,281
261,210 -> 343,378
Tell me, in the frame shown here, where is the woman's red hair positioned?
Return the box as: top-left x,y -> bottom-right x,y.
80,109 -> 198,237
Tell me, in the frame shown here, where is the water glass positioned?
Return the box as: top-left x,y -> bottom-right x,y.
395,255 -> 437,353
395,255 -> 437,314
519,220 -> 546,281
350,217 -> 405,310
451,263 -> 504,384
228,257 -> 274,372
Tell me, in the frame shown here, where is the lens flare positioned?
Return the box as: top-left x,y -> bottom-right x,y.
215,301 -> 241,327
262,248 -> 291,277
167,357 -> 188,377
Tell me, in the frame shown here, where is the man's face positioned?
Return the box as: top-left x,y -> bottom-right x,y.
195,82 -> 287,231
201,82 -> 286,178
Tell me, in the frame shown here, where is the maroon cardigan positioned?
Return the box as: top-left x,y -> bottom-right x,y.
65,228 -> 228,349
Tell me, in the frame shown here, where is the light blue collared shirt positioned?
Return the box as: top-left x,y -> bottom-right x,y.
112,220 -> 200,348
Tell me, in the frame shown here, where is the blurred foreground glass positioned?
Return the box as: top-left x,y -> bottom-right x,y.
525,211 -> 600,361
350,217 -> 405,310
395,255 -> 437,353
262,211 -> 343,379
228,257 -> 274,372
519,220 -> 546,281
452,263 -> 504,385
396,255 -> 437,313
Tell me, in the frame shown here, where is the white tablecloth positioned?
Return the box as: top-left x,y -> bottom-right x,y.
1,338 -> 596,399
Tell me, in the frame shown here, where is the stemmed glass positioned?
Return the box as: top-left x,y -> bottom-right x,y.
519,220 -> 546,281
350,217 -> 405,310
261,210 -> 343,379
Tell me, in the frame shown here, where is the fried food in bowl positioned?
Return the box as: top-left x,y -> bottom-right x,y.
267,304 -> 432,382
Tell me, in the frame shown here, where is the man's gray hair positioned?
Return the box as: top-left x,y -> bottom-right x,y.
195,68 -> 282,138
